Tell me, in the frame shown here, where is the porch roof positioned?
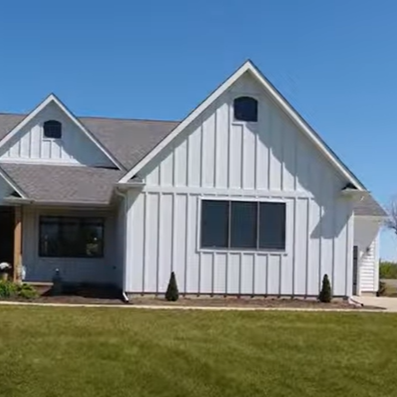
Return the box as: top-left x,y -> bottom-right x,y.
0,163 -> 123,205
354,194 -> 387,218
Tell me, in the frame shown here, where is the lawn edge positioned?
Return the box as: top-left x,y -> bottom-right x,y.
0,301 -> 387,312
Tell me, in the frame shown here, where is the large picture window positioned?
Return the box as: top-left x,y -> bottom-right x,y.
39,216 -> 105,258
201,200 -> 286,250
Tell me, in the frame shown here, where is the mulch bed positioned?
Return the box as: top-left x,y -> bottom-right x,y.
0,290 -> 382,310
131,296 -> 378,310
0,284 -> 383,309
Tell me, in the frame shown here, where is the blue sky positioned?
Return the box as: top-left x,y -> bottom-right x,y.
0,0 -> 396,259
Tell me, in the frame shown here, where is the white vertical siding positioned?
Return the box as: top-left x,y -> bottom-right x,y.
0,102 -> 113,167
125,72 -> 354,297
354,217 -> 381,293
22,207 -> 117,284
125,191 -> 353,297
114,199 -> 126,289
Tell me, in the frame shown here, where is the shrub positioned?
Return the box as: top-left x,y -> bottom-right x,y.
0,281 -> 17,298
17,284 -> 38,300
379,261 -> 397,279
319,274 -> 332,303
0,281 -> 38,300
165,272 -> 179,302
377,281 -> 387,297
51,269 -> 63,295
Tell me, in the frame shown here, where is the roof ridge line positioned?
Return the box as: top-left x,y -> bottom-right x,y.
0,111 -> 180,124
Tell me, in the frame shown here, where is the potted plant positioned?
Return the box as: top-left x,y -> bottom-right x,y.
0,262 -> 11,281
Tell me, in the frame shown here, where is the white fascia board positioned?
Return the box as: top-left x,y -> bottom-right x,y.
118,61 -> 365,190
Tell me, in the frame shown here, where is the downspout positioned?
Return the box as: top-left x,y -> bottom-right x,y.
115,187 -> 130,304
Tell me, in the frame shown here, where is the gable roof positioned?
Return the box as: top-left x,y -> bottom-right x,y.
0,61 -> 385,212
118,60 -> 366,189
0,94 -> 125,170
0,163 -> 123,205
0,113 -> 178,170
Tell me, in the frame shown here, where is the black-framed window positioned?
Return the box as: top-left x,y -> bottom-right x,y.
201,200 -> 286,250
39,216 -> 105,258
233,96 -> 258,122
43,120 -> 62,139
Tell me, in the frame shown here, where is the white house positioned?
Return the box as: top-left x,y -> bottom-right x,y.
0,60 -> 385,298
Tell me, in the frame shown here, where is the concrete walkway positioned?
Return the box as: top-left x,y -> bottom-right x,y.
352,296 -> 397,312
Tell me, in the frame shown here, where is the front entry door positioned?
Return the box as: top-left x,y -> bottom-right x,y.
0,207 -> 14,265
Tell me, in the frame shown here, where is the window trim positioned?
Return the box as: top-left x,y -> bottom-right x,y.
43,120 -> 62,140
233,96 -> 259,123
198,197 -> 287,254
38,215 -> 105,259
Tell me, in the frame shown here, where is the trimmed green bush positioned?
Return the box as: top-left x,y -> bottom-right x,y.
165,272 -> 179,302
0,281 -> 38,300
319,274 -> 332,303
0,281 -> 18,298
17,283 -> 38,300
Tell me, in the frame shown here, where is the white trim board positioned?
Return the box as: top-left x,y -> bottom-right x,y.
118,60 -> 365,190
0,94 -> 125,170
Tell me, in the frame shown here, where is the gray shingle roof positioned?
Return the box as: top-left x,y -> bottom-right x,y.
0,114 -> 25,140
0,163 -> 123,204
354,194 -> 387,217
80,117 -> 178,170
0,113 -> 179,170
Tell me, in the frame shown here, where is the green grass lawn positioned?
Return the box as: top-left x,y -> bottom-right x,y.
0,307 -> 396,397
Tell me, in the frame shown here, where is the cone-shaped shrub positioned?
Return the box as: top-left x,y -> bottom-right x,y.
319,274 -> 332,303
165,271 -> 179,302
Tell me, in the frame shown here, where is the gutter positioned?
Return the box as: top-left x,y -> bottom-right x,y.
115,187 -> 130,304
2,197 -> 34,205
114,181 -> 146,191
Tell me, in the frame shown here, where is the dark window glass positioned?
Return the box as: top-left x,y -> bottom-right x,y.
201,200 -> 286,251
201,201 -> 229,248
230,202 -> 257,248
43,120 -> 62,139
234,97 -> 258,122
39,216 -> 104,258
259,203 -> 286,250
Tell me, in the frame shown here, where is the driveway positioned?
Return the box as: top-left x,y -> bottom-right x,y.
353,296 -> 397,312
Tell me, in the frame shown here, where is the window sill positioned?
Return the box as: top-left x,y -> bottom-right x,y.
39,256 -> 104,261
198,248 -> 287,256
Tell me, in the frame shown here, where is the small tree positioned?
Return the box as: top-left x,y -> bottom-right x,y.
165,271 -> 179,302
319,274 -> 332,303
385,196 -> 397,236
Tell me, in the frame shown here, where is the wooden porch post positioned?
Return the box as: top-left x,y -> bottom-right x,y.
13,207 -> 22,282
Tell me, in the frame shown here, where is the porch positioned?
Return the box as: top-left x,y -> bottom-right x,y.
0,206 -> 21,281
0,205 -> 123,287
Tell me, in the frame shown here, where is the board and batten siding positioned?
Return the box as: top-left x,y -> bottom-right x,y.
354,217 -> 381,293
0,102 -> 113,167
124,73 -> 354,297
115,199 -> 127,289
22,207 -> 118,284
